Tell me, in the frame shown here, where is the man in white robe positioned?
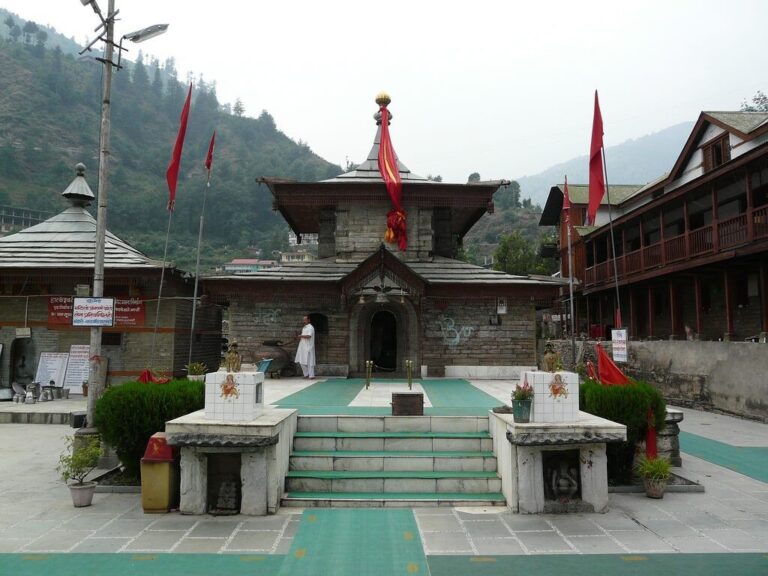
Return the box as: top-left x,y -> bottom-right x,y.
295,315 -> 316,379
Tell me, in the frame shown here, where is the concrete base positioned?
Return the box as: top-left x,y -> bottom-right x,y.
444,366 -> 536,380
166,406 -> 297,515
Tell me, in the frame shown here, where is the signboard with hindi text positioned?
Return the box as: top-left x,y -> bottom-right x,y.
49,296 -> 144,326
72,297 -> 115,327
34,352 -> 69,387
612,329 -> 628,363
63,345 -> 91,390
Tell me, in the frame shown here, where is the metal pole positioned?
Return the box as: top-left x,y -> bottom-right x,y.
567,212 -> 576,368
187,180 -> 209,367
151,209 -> 174,367
602,148 -> 623,329
86,0 -> 115,428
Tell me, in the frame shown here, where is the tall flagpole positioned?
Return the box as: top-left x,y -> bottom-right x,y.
187,179 -> 209,367
602,148 -> 623,328
563,177 -> 576,366
151,210 -> 174,367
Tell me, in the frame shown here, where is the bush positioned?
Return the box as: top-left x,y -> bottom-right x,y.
94,379 -> 204,477
580,378 -> 666,484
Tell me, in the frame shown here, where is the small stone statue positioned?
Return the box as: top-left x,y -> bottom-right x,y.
551,461 -> 578,499
542,341 -> 560,372
223,342 -> 242,373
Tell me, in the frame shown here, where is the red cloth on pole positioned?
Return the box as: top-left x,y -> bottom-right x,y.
138,369 -> 170,384
166,84 -> 193,211
646,409 -> 658,458
615,309 -> 623,329
586,360 -> 598,381
205,130 -> 216,174
596,342 -> 630,385
588,90 -> 605,225
377,105 -> 407,251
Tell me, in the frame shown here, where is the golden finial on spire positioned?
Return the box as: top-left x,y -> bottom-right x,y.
375,92 -> 391,107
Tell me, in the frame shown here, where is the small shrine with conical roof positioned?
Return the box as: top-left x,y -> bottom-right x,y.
204,96 -> 564,377
0,164 -> 221,389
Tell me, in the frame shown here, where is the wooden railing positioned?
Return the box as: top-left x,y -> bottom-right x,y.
583,206 -> 767,288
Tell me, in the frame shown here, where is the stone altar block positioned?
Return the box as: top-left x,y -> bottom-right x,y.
524,370 -> 579,423
205,370 -> 264,421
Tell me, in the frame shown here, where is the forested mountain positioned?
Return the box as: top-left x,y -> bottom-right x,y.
0,16 -> 341,270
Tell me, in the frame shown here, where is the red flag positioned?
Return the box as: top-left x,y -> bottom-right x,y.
588,90 -> 605,225
205,130 -> 216,180
166,84 -> 192,211
595,343 -> 630,385
377,103 -> 407,251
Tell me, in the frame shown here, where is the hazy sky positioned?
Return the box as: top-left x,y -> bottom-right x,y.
2,1 -> 766,182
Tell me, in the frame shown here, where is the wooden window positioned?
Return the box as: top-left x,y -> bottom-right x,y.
702,134 -> 731,173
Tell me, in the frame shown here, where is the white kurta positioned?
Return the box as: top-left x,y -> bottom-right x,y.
295,323 -> 316,366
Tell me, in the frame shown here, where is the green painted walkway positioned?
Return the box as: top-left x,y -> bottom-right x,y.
276,378 -> 502,416
680,431 -> 768,483
278,509 -> 427,576
427,553 -> 768,576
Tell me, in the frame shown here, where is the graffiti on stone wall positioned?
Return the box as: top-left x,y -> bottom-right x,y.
252,308 -> 281,325
437,314 -> 474,347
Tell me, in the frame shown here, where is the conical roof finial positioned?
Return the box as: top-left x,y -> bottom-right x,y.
61,162 -> 95,207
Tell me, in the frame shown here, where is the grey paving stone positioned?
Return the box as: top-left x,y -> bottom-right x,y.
547,516 -> 604,536
589,514 -> 641,531
146,516 -> 199,531
281,520 -> 300,537
274,537 -> 293,554
22,529 -> 93,552
0,538 -> 32,552
699,528 -> 767,551
498,513 -> 553,532
124,530 -> 184,551
472,537 -> 525,555
422,531 -> 473,553
413,508 -> 455,516
0,519 -> 61,538
70,537 -> 132,553
462,519 -> 511,538
226,530 -> 281,552
186,520 -> 240,538
567,535 -> 627,554
672,512 -> 731,530
418,514 -> 462,532
515,530 -> 572,553
60,514 -> 116,530
664,536 -> 728,553
240,516 -> 290,531
174,537 -> 227,553
607,529 -> 675,552
640,518 -> 699,538
98,519 -> 154,537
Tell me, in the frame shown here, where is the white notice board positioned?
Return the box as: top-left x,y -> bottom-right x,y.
63,345 -> 91,390
34,352 -> 70,387
612,329 -> 628,363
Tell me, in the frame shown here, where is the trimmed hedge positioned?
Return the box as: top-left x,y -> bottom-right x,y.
94,380 -> 204,477
580,378 -> 666,484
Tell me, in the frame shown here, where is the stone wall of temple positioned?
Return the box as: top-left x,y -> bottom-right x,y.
420,297 -> 536,375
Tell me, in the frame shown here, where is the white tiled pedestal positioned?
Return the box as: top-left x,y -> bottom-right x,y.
205,371 -> 264,421
523,370 -> 579,423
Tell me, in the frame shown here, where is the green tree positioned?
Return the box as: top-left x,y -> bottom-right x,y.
467,172 -> 480,183
4,15 -> 15,33
741,90 -> 768,112
493,231 -> 538,275
9,24 -> 21,43
233,98 -> 245,117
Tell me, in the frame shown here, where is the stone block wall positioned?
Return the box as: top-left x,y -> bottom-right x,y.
421,298 -> 536,374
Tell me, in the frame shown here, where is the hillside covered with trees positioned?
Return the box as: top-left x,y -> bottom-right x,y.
0,13 -> 341,270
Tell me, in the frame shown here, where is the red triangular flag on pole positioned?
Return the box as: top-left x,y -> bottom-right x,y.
166,84 -> 193,211
596,342 -> 630,385
588,90 -> 605,226
377,100 -> 407,251
205,130 -> 216,181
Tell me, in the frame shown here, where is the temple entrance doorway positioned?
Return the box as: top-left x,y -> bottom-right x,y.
370,310 -> 397,372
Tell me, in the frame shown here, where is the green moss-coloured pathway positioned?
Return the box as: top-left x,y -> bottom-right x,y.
679,431 -> 768,483
276,378 -> 501,415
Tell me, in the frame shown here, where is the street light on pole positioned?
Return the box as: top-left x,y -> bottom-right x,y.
80,0 -> 167,428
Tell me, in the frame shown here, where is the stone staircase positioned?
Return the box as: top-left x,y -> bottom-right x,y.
281,415 -> 505,508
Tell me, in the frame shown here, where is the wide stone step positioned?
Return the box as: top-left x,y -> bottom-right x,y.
293,431 -> 493,453
297,415 -> 489,434
285,471 -> 501,494
281,491 -> 506,508
290,450 -> 497,472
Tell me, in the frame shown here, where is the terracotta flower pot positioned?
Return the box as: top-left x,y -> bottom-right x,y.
69,482 -> 97,507
643,478 -> 666,499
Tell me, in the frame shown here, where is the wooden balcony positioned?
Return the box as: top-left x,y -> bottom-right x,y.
584,206 -> 767,288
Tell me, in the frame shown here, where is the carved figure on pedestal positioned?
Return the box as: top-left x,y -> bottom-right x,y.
224,342 -> 242,373
542,341 -> 561,372
551,461 -> 578,500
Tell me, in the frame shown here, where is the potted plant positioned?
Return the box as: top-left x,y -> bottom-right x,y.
57,435 -> 102,507
511,379 -> 534,423
634,456 -> 672,499
185,361 -> 208,382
